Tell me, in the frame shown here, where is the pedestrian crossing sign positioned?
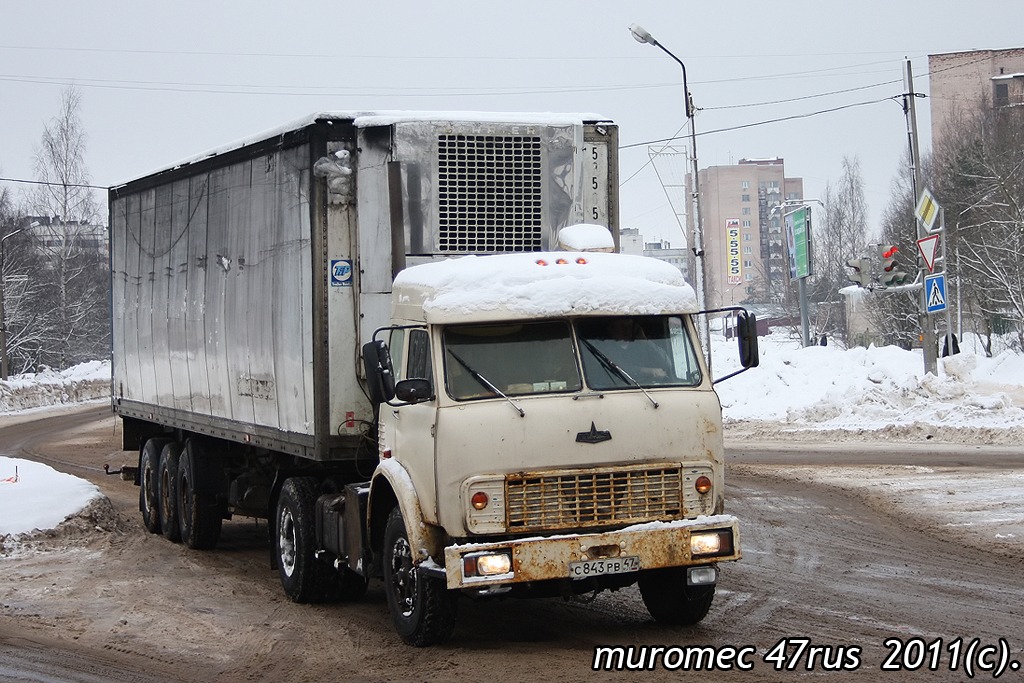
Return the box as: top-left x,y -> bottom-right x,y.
925,273 -> 947,313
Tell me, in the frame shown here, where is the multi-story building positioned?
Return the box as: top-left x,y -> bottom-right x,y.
688,159 -> 803,309
643,239 -> 690,283
618,226 -> 645,256
19,216 -> 109,261
928,48 -> 1024,147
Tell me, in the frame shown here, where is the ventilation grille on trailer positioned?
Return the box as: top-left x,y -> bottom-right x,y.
437,134 -> 543,252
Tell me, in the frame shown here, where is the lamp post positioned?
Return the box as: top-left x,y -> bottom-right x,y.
0,228 -> 24,380
629,23 -> 710,369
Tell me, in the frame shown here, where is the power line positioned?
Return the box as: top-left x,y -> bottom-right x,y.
0,177 -> 107,190
620,97 -> 898,153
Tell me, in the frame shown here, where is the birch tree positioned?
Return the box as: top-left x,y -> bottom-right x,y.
32,86 -> 109,369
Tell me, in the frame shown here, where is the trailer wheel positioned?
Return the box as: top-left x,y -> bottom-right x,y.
275,477 -> 339,604
177,440 -> 224,550
382,507 -> 457,646
139,438 -> 170,534
158,442 -> 183,543
637,568 -> 715,625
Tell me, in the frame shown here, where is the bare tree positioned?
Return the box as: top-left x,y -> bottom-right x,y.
809,156 -> 870,345
932,101 -> 1024,354
32,85 -> 109,369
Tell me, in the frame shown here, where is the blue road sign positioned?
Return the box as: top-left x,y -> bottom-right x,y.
925,273 -> 947,313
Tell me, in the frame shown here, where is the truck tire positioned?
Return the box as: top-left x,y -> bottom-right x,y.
139,438 -> 171,534
637,567 -> 715,625
275,476 -> 339,604
158,442 -> 183,542
176,440 -> 224,550
382,507 -> 457,646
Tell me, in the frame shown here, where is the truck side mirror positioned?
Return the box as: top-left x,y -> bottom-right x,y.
736,312 -> 760,369
362,340 -> 396,404
395,378 -> 433,404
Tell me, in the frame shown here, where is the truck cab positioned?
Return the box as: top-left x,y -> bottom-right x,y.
362,228 -> 756,645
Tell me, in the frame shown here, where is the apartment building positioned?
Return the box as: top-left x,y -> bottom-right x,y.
688,159 -> 803,309
928,47 -> 1024,146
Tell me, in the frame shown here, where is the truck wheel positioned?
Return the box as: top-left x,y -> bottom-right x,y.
158,442 -> 183,542
139,438 -> 170,534
382,507 -> 457,646
275,477 -> 338,604
177,440 -> 224,550
638,568 -> 715,625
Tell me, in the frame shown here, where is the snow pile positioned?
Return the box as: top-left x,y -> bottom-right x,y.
0,456 -> 102,538
715,332 -> 1024,439
394,251 -> 698,323
0,360 -> 110,413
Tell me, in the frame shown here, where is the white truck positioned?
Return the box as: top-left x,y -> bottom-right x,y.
109,112 -> 758,646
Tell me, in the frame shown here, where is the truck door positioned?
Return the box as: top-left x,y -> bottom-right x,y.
392,328 -> 439,524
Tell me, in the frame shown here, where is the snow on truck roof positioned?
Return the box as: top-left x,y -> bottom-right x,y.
114,111 -> 610,187
392,226 -> 698,325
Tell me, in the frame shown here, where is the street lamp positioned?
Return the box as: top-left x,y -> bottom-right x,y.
0,228 -> 24,380
629,23 -> 710,368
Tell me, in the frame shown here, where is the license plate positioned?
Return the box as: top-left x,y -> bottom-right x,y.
569,555 -> 640,578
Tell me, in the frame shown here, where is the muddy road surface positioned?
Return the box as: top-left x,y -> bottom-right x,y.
2,403 -> 1022,682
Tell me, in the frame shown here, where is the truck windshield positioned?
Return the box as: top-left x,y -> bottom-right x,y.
576,315 -> 702,390
443,321 -> 581,400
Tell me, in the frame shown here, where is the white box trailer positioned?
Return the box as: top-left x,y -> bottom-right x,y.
110,111 -> 757,646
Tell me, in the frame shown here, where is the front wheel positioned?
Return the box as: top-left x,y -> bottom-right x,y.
638,567 -> 715,625
382,507 -> 457,646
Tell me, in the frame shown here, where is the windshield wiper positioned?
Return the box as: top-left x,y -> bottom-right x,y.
579,338 -> 659,409
447,350 -> 525,417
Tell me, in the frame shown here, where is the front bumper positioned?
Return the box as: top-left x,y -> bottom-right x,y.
441,514 -> 740,590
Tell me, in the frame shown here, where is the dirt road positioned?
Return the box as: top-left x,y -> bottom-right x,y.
2,404 -> 1022,682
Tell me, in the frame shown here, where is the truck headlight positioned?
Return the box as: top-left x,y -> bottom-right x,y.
690,529 -> 734,558
462,550 -> 513,578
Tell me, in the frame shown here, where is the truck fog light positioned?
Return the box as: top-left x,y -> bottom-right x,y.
691,531 -> 722,556
687,566 -> 717,586
463,551 -> 512,577
470,491 -> 489,510
694,475 -> 712,494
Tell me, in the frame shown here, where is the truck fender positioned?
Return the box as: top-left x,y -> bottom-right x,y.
368,459 -> 445,564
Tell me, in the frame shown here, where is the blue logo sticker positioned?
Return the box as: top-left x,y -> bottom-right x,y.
331,259 -> 353,287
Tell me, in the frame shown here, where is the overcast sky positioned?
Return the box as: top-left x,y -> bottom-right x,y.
2,0 -> 1023,244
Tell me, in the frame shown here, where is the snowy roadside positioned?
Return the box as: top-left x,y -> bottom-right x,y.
0,360 -> 110,413
717,333 -> 1024,556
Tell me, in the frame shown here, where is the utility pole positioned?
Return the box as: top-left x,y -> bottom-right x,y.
904,59 -> 938,375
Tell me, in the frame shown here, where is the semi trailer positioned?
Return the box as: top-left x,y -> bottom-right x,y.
109,112 -> 758,646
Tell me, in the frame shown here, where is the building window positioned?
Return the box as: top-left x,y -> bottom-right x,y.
741,207 -> 750,215
743,232 -> 751,241
745,274 -> 755,282
742,220 -> 751,227
743,260 -> 753,268
995,83 -> 1009,107
741,194 -> 750,202
741,180 -> 750,189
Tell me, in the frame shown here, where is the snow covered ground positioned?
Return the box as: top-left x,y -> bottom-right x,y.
1,341 -> 1022,552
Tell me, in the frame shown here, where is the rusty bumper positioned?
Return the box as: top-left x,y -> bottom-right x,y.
441,514 -> 741,590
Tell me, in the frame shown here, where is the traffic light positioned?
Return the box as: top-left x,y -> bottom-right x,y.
876,244 -> 911,287
845,258 -> 871,287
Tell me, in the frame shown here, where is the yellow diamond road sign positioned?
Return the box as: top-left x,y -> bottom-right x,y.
916,189 -> 940,232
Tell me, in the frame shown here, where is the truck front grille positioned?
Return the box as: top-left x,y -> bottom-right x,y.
505,464 -> 684,532
436,134 -> 543,253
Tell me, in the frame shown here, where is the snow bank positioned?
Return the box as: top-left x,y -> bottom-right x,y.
716,332 -> 1024,437
0,456 -> 102,537
0,360 -> 110,413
